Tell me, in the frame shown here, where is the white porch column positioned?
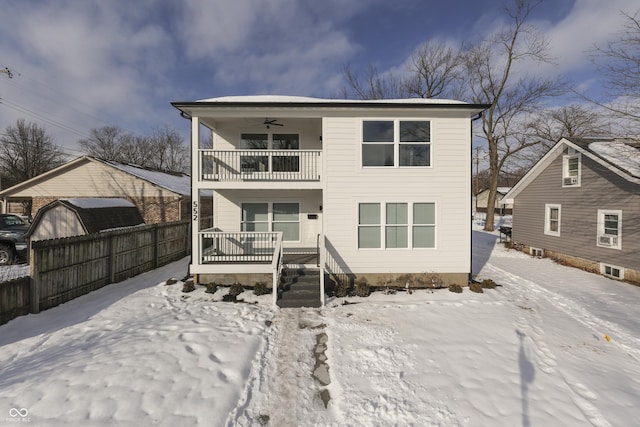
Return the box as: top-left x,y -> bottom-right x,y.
191,116 -> 200,269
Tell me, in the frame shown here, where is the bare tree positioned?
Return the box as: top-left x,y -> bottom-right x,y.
404,40 -> 466,99
79,125 -> 189,173
78,126 -> 125,162
341,64 -> 407,99
149,125 -> 189,172
463,0 -> 564,231
518,105 -> 610,165
0,119 -> 66,212
591,9 -> 640,132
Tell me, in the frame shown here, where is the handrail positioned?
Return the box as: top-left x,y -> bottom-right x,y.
271,233 -> 284,306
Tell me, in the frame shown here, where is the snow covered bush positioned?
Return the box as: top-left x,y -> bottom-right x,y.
448,284 -> 463,293
334,281 -> 351,298
354,277 -> 370,297
469,283 -> 484,293
182,279 -> 195,293
205,282 -> 217,294
229,282 -> 244,297
481,279 -> 496,289
253,281 -> 269,296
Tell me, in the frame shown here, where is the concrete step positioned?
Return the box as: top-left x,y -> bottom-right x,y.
277,267 -> 321,308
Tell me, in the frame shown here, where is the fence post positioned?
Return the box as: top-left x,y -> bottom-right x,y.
29,244 -> 40,314
109,234 -> 116,283
153,224 -> 159,269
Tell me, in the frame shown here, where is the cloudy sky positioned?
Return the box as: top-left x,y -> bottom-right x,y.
0,0 -> 637,155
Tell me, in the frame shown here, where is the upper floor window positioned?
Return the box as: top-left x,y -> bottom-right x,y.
597,209 -> 621,249
544,204 -> 561,236
562,154 -> 581,187
362,120 -> 431,167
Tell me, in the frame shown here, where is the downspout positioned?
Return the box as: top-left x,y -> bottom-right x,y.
469,112 -> 484,284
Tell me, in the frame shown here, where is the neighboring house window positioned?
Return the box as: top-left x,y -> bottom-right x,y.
358,203 -> 381,248
601,263 -> 624,279
362,120 -> 431,167
358,202 -> 436,249
544,204 -> 561,236
597,209 -> 622,249
241,202 -> 300,241
562,154 -> 581,186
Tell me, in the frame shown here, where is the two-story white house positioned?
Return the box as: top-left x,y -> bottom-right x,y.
171,95 -> 487,306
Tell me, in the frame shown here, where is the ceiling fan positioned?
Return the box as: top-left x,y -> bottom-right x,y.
263,118 -> 284,129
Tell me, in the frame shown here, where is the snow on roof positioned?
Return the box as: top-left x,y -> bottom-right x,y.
588,140 -> 640,178
497,187 -> 512,194
102,160 -> 191,195
63,198 -> 135,209
196,94 -> 467,105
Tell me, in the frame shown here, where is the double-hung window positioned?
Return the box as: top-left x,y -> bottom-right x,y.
597,209 -> 621,249
544,204 -> 561,236
362,120 -> 431,167
358,202 -> 435,249
562,153 -> 581,186
241,202 -> 300,241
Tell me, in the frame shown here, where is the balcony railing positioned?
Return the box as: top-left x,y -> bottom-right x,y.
199,230 -> 282,264
199,149 -> 321,182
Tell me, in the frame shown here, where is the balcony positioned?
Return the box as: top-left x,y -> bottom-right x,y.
200,230 -> 281,264
199,149 -> 322,182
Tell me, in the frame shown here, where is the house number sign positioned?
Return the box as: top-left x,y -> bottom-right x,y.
192,200 -> 198,221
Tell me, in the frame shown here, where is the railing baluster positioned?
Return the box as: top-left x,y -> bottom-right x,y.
198,149 -> 321,182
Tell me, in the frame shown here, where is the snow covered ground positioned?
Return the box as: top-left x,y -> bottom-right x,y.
1,221 -> 639,426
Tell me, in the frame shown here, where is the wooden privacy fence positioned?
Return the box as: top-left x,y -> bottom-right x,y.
0,221 -> 190,325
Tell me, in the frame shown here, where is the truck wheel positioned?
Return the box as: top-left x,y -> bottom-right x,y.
0,244 -> 15,266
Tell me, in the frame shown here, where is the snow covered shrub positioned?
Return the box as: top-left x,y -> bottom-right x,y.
354,277 -> 370,297
205,282 -> 218,294
448,284 -> 463,293
229,282 -> 244,296
253,281 -> 269,296
334,281 -> 351,298
481,279 -> 496,289
182,279 -> 195,293
469,283 -> 484,293
165,278 -> 178,286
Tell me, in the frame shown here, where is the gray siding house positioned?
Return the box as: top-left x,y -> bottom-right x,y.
502,137 -> 640,284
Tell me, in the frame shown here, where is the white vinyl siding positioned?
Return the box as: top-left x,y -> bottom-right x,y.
324,113 -> 471,275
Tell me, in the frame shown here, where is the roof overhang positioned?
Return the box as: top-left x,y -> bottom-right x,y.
171,96 -> 490,121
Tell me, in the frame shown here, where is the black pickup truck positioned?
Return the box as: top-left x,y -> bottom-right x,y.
0,214 -> 29,265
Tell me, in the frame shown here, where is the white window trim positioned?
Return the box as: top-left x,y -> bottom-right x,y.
241,202 -> 301,243
361,119 -> 432,169
544,204 -> 561,236
596,209 -> 622,250
357,202 -> 436,250
562,153 -> 581,187
600,263 -> 624,280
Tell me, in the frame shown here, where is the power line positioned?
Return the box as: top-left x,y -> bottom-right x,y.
0,95 -> 91,139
